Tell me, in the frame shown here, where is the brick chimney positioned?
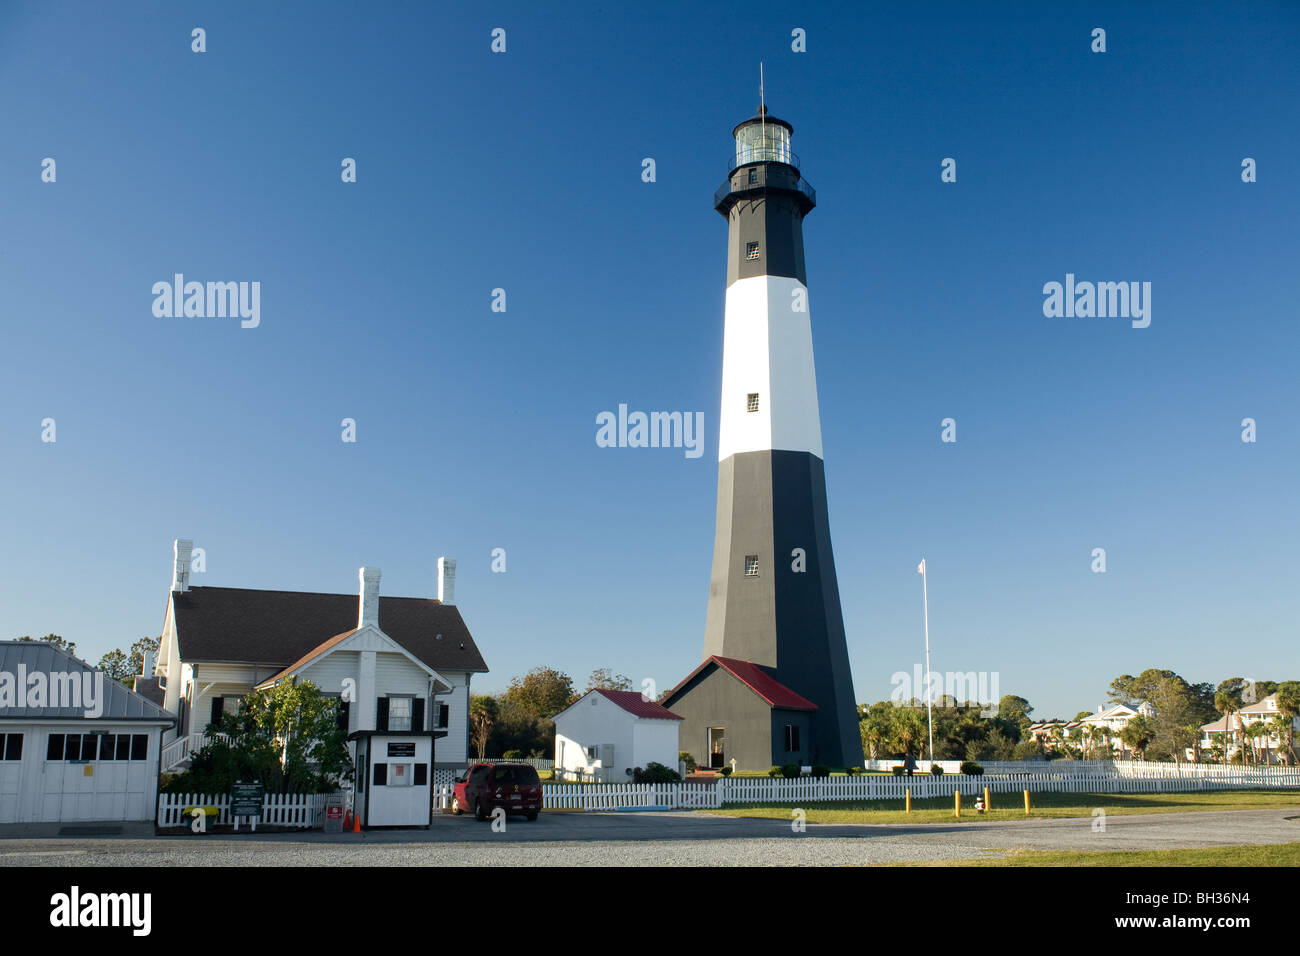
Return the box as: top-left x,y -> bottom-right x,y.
437,557 -> 456,605
171,539 -> 193,592
359,567 -> 381,629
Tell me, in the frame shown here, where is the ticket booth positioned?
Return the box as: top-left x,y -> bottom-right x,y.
349,729 -> 443,828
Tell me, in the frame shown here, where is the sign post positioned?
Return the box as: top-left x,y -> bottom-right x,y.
231,781 -> 265,832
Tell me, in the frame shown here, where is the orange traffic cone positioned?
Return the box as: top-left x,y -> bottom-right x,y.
351,810 -> 362,833
343,810 -> 352,830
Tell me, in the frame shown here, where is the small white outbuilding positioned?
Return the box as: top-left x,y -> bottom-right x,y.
0,641 -> 174,825
553,689 -> 683,782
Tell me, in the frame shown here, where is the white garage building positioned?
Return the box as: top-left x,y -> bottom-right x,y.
0,641 -> 174,825
553,689 -> 683,782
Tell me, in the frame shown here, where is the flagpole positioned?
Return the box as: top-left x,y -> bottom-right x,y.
920,558 -> 934,765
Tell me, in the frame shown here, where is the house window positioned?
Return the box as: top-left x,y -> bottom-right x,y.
1,733 -> 22,760
437,703 -> 450,729
387,696 -> 412,732
746,393 -> 759,413
785,724 -> 801,752
335,698 -> 351,734
745,241 -> 760,260
744,555 -> 759,576
747,168 -> 758,184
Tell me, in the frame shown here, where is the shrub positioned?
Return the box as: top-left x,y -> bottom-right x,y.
768,765 -> 782,777
960,761 -> 984,776
718,766 -> 732,776
502,749 -> 522,759
810,765 -> 831,777
780,764 -> 801,779
930,764 -> 945,776
633,761 -> 681,784
891,766 -> 906,776
845,765 -> 860,776
679,751 -> 697,773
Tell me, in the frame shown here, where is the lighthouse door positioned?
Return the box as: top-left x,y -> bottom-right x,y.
707,727 -> 725,769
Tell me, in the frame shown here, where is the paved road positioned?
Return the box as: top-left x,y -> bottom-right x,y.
0,809 -> 1295,866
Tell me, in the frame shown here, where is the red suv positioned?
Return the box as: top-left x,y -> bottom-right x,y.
452,763 -> 543,821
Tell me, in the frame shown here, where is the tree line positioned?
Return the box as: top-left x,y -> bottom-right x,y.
858,668 -> 1298,765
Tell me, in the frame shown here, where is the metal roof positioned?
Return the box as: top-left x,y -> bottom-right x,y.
0,641 -> 174,723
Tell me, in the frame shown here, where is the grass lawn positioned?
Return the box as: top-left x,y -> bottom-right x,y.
700,789 -> 1300,825
890,842 -> 1300,867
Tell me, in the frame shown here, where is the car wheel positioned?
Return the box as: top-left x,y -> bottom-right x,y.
474,799 -> 489,822
526,810 -> 539,821
451,797 -> 463,815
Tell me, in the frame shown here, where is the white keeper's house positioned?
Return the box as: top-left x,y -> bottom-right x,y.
0,640 -> 174,825
553,688 -> 683,782
154,540 -> 488,774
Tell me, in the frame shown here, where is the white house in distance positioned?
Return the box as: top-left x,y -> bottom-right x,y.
553,689 -> 683,782
154,540 -> 488,774
1197,693 -> 1298,764
1028,702 -> 1155,757
1077,702 -> 1155,756
0,640 -> 174,825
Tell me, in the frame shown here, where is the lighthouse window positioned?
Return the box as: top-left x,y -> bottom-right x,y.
745,241 -> 760,260
746,393 -> 760,413
747,168 -> 758,184
744,555 -> 759,576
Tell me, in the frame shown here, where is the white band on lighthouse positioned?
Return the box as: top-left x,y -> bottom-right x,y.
717,274 -> 824,462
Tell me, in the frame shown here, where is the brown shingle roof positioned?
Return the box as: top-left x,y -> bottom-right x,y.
171,586 -> 488,674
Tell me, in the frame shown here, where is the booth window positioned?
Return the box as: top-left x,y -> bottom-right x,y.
373,762 -> 387,786
414,763 -> 428,786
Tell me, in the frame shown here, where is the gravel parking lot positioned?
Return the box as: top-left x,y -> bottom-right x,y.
0,808 -> 1296,866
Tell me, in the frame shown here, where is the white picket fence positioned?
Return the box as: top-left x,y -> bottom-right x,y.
161,762 -> 1300,825
157,792 -> 330,828
521,763 -> 1297,812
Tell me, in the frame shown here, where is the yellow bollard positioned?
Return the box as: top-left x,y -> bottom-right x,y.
905,788 -> 911,814
984,786 -> 991,813
1024,789 -> 1031,815
954,790 -> 961,818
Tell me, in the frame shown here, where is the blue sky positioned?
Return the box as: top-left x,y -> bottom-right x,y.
1,1 -> 1296,720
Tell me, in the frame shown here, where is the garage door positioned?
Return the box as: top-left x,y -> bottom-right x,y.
36,729 -> 157,823
0,732 -> 23,820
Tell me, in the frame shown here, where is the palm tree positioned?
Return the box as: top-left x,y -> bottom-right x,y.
1265,716 -> 1291,766
1275,682 -> 1300,765
1215,680 -> 1246,767
1244,721 -> 1268,766
1120,714 -> 1154,760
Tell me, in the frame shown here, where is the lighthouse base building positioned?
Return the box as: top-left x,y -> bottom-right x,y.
664,103 -> 864,771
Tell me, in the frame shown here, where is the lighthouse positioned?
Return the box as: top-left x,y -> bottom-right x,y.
664,103 -> 864,770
